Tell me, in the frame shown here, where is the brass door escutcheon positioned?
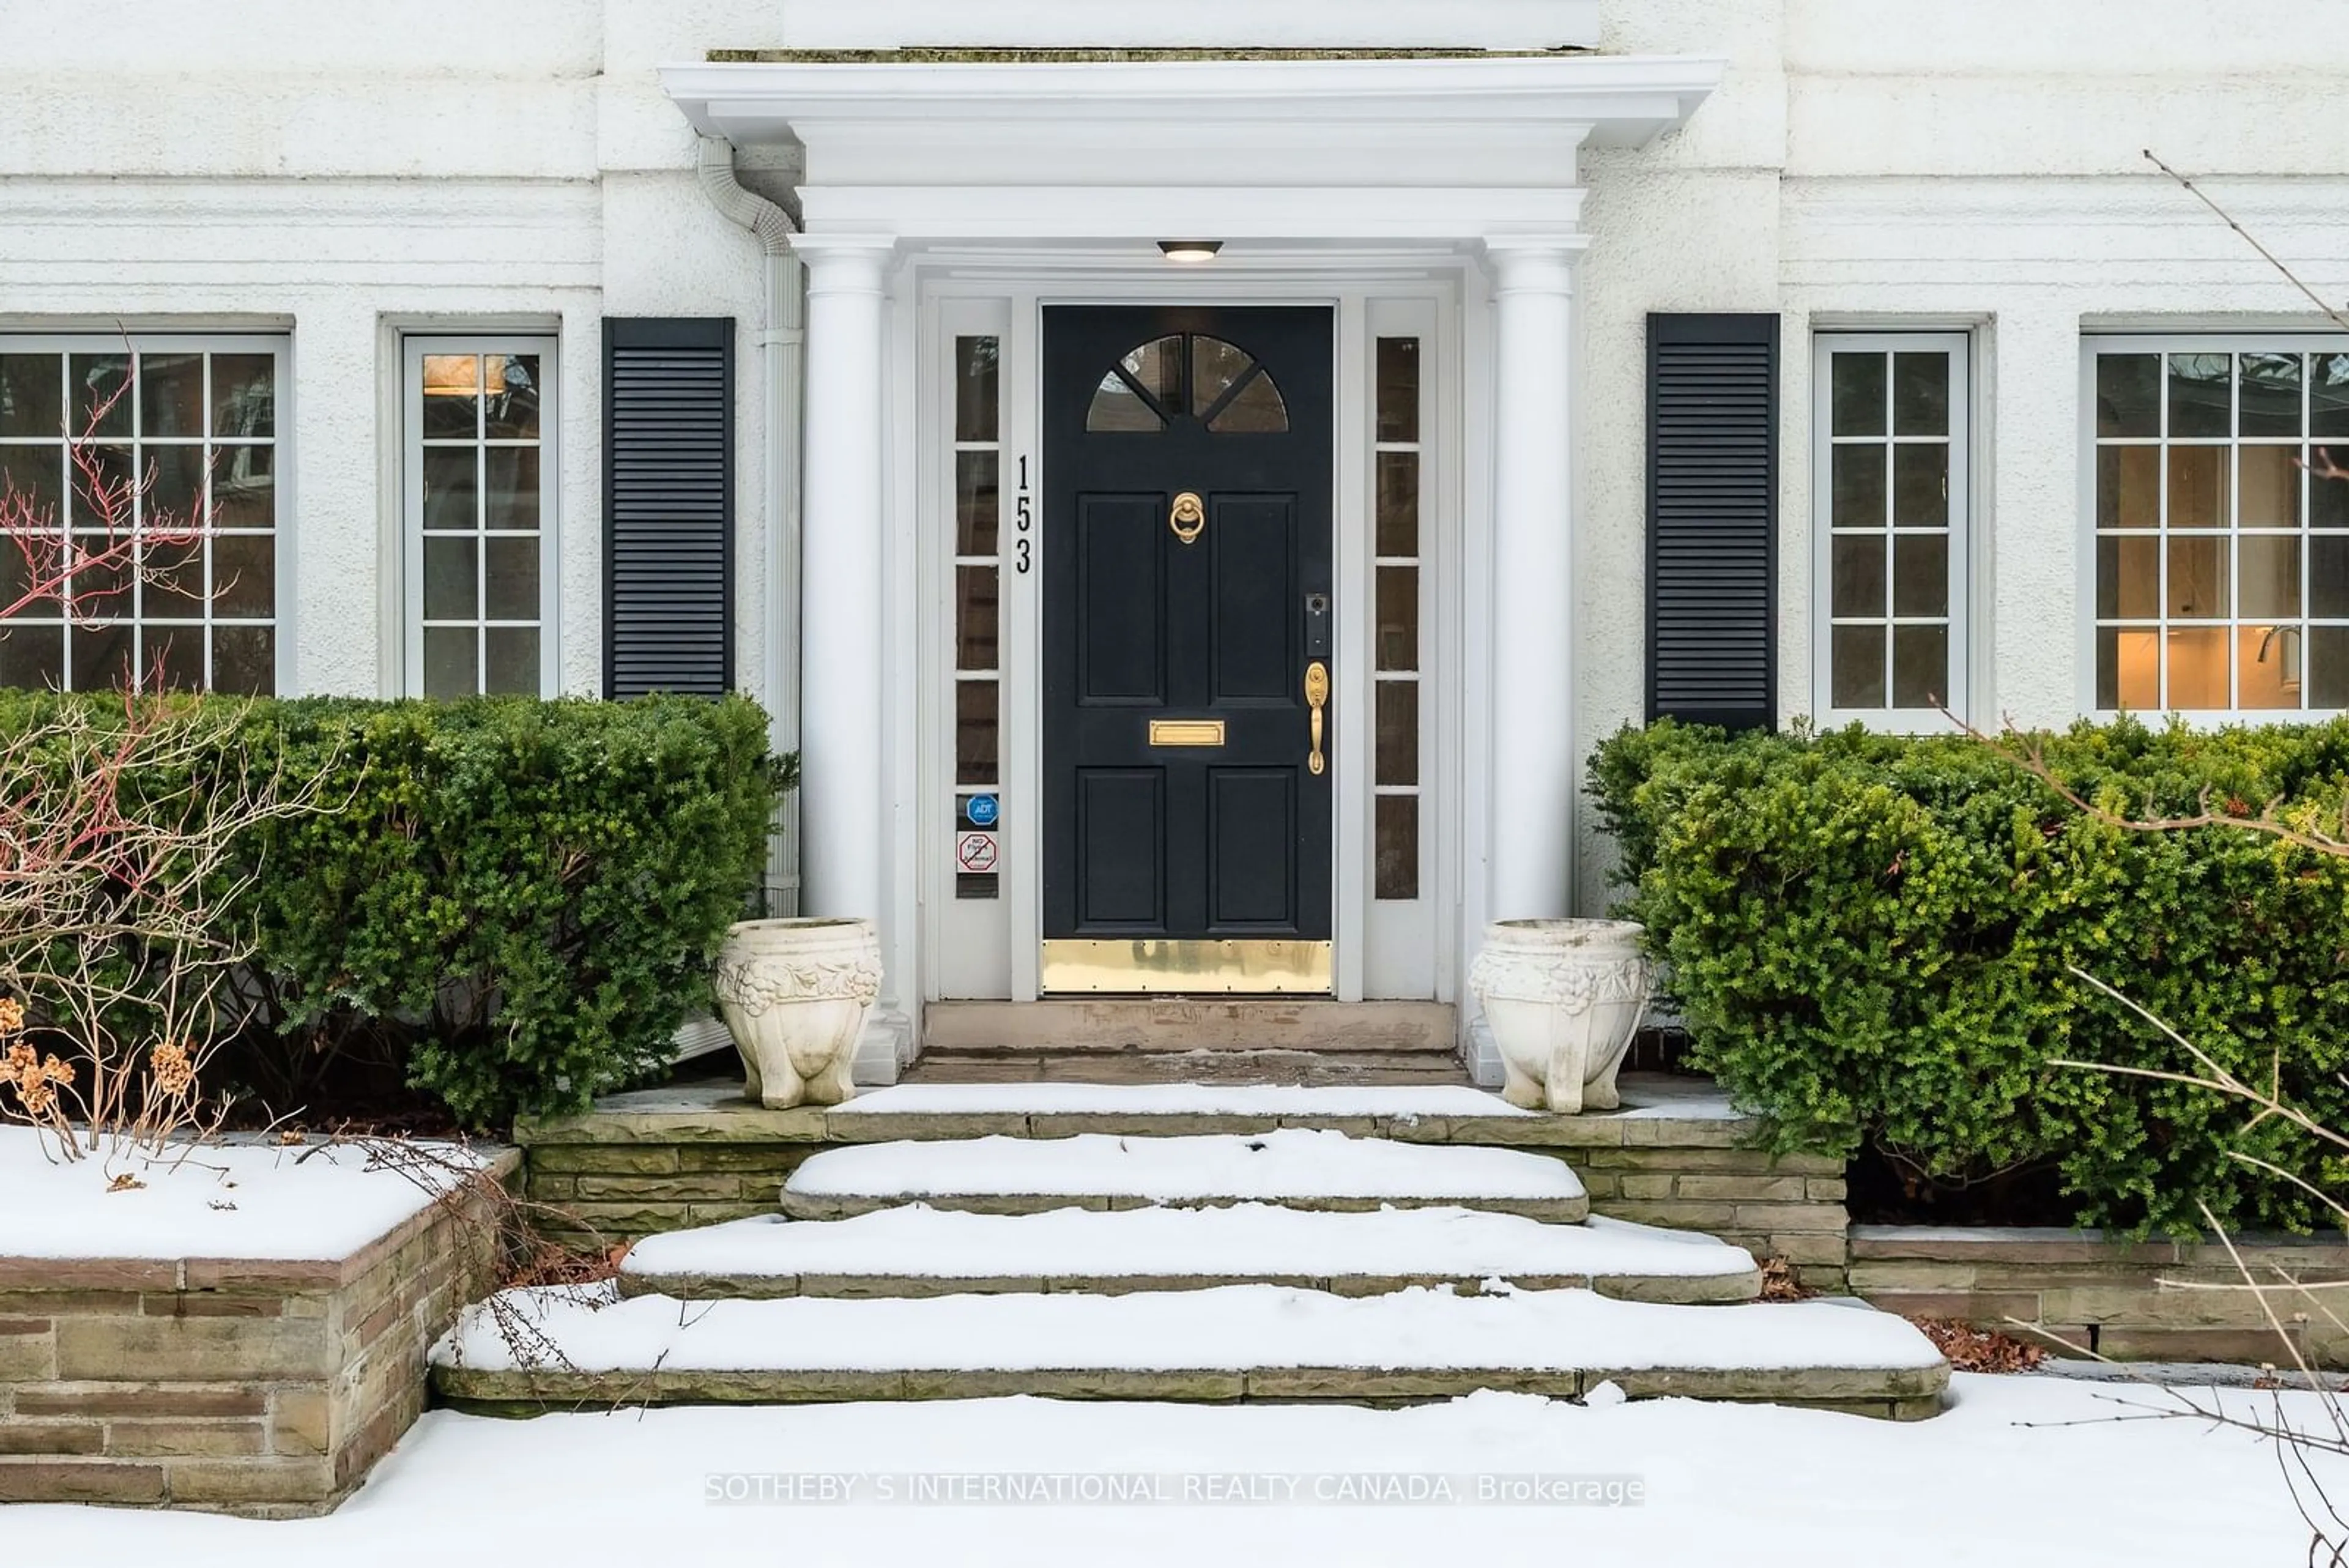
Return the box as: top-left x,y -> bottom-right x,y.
1170,491 -> 1206,545
1305,660 -> 1330,776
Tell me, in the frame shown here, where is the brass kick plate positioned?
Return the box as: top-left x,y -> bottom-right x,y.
1148,719 -> 1226,748
1041,939 -> 1334,995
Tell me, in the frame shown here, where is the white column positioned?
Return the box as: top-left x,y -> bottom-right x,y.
796,240 -> 894,923
1484,240 -> 1582,920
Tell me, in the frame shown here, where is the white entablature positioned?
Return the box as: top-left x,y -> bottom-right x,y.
760,0 -> 1601,52
658,55 -> 1723,245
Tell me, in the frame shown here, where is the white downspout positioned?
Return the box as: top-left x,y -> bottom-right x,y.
696,135 -> 804,916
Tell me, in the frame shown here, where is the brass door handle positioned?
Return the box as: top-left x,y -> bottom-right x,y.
1305,661 -> 1329,776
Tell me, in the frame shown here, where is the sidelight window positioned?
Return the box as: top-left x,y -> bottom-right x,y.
1373,335 -> 1422,901
954,333 -> 1003,899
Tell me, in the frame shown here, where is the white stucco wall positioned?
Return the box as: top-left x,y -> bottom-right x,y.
1570,0 -> 2349,910
8,0 -> 2349,932
0,0 -> 786,706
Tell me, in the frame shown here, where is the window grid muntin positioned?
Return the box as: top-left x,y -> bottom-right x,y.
0,338 -> 281,694
2091,344 -> 2349,713
1823,343 -> 1959,714
1083,333 -> 1291,435
953,335 -> 1003,899
1373,335 -> 1422,903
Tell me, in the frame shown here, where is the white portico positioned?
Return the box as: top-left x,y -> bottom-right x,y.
661,33 -> 1720,1079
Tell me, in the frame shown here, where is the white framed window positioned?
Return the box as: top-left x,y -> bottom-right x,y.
1812,333 -> 1971,726
401,336 -> 557,698
0,335 -> 287,693
1371,331 -> 1423,903
927,294 -> 1016,1003
1362,291 -> 1444,1003
951,329 -> 1004,900
2084,337 -> 2349,715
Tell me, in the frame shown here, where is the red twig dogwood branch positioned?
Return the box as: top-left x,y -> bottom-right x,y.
0,362 -> 205,637
0,689 -> 337,1165
0,341 -> 336,1165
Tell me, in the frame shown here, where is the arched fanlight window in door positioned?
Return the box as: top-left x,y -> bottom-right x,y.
1085,333 -> 1290,434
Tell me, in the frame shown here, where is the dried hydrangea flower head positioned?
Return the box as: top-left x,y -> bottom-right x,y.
148,1039 -> 195,1099
2,1038 -> 73,1118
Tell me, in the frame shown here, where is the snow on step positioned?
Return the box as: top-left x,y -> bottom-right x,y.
779,1129 -> 1587,1217
833,1083 -> 1536,1119
436,1282 -> 1945,1379
623,1207 -> 1756,1295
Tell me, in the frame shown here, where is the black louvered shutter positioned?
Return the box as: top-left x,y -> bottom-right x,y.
1646,313 -> 1779,729
604,318 -> 734,696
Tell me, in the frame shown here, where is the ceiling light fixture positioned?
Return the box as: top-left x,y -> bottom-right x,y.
1157,240 -> 1224,264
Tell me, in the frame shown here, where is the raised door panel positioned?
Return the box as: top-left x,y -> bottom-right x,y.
1206,767 -> 1297,929
1075,492 -> 1165,704
1075,767 -> 1165,929
1208,493 -> 1297,704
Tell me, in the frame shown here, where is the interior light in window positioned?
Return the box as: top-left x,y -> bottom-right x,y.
421,355 -> 508,401
420,355 -> 476,399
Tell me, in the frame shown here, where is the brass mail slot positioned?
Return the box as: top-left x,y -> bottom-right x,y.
1148,719 -> 1226,748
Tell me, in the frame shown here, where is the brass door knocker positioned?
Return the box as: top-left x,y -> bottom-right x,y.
1170,491 -> 1206,545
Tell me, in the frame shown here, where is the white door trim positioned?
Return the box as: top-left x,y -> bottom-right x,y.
905,253 -> 1471,1014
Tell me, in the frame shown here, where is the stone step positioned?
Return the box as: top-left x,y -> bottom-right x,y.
902,1047 -> 1474,1087
920,1000 -> 1460,1054
777,1129 -> 1589,1222
620,1206 -> 1761,1304
431,1283 -> 1948,1420
829,1081 -> 1538,1139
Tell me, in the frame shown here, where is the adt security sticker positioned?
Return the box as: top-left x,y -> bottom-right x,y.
966,794 -> 1000,828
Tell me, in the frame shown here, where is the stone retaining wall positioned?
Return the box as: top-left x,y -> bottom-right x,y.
522,1111 -> 821,1250
0,1152 -> 511,1515
1850,1225 -> 2349,1367
517,1084 -> 1854,1290
1563,1137 -> 1848,1291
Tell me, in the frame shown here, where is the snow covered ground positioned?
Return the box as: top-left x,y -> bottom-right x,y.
0,1376 -> 2329,1565
0,1125 -> 482,1260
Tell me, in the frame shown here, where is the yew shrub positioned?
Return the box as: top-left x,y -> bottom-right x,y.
1591,717 -> 2349,1233
0,691 -> 787,1130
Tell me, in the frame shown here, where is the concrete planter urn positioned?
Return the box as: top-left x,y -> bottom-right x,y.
1469,918 -> 1653,1115
710,917 -> 882,1109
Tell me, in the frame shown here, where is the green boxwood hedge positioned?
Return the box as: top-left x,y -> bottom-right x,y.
1590,717 -> 2349,1234
0,690 -> 789,1129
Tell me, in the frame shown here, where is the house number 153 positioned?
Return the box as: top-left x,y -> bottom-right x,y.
1014,455 -> 1033,574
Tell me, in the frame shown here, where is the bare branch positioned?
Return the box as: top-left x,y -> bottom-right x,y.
0,694 -> 341,1161
2145,149 -> 2349,335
